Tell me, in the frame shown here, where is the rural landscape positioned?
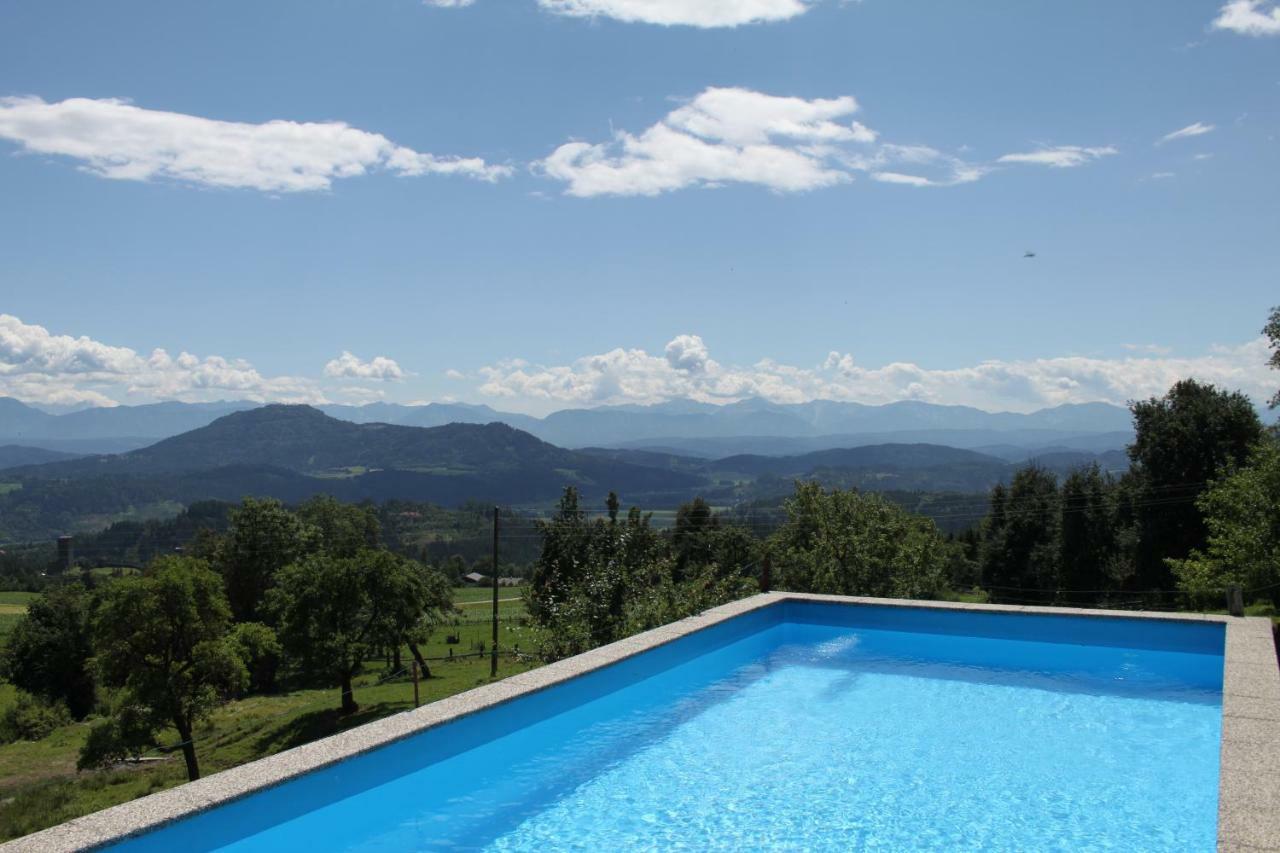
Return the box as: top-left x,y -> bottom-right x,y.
0,306 -> 1276,840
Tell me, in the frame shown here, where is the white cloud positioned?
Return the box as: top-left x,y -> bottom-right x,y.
872,172 -> 938,188
539,87 -> 982,197
537,0 -> 813,27
0,314 -> 336,406
323,351 -> 407,381
444,368 -> 467,380
425,0 -> 476,6
996,145 -> 1118,168
475,334 -> 1276,413
664,334 -> 713,372
0,96 -> 511,193
1158,122 -> 1215,144
1213,1 -> 1280,35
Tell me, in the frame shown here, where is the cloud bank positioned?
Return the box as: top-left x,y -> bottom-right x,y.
0,315 -> 395,407
0,97 -> 511,193
476,334 -> 1275,413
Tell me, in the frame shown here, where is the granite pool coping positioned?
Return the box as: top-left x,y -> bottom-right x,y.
4,592 -> 1276,852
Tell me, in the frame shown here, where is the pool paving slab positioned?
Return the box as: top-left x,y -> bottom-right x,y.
4,592 -> 1278,852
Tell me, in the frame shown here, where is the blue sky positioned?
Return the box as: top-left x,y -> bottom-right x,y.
1,0 -> 1277,415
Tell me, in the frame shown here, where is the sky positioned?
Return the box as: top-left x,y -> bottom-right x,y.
0,0 -> 1277,416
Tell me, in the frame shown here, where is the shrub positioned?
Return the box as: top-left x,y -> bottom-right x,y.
0,691 -> 72,744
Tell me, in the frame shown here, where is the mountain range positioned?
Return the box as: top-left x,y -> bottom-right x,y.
0,403 -> 1134,543
0,397 -> 1136,456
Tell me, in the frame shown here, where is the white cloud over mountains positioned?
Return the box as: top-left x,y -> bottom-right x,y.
3,316 -> 1273,414
0,315 -> 395,406
0,97 -> 511,193
477,334 -> 1276,413
1213,1 -> 1280,35
323,351 -> 407,381
538,88 -> 1081,197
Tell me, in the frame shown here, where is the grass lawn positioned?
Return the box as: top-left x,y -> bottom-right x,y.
0,592 -> 34,644
450,584 -> 526,604
0,589 -> 543,842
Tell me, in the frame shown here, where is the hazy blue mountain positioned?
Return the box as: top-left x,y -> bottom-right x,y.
0,398 -> 57,438
0,445 -> 84,470
536,399 -> 1134,448
0,397 -> 255,443
319,402 -> 543,432
0,396 -> 1135,457
614,428 -> 1135,458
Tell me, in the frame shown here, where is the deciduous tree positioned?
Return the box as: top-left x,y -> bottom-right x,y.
86,557 -> 246,781
772,482 -> 948,599
1,583 -> 96,719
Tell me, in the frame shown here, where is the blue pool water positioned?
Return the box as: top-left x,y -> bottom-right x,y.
112,603 -> 1225,852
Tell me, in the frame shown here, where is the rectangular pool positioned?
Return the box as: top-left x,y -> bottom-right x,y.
106,599 -> 1225,851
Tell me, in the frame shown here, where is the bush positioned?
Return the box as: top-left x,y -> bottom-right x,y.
77,704 -> 156,770
0,691 -> 72,744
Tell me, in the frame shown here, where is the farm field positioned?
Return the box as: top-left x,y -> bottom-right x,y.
0,592 -> 35,642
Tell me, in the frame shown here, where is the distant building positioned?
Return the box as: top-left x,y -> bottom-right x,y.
56,535 -> 74,573
463,572 -> 524,586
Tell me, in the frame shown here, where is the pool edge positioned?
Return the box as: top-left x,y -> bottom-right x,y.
3,593 -> 1276,853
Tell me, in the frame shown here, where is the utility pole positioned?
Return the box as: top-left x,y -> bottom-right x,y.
491,506 -> 500,678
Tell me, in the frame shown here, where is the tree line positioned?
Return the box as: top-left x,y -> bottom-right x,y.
0,496 -> 453,782
974,378 -> 1276,608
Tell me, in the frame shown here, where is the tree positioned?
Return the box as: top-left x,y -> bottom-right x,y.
270,549 -> 432,714
527,487 -> 593,630
771,482 -> 948,599
229,623 -> 283,694
1,583 -> 96,719
1057,465 -> 1118,599
1170,437 -> 1280,605
86,557 -> 246,781
529,489 -> 706,658
398,566 -> 455,679
980,467 -> 1060,602
297,495 -> 380,557
1128,379 -> 1263,588
672,497 -> 719,580
215,498 -> 317,622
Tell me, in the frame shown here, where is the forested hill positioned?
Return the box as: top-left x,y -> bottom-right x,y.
13,405 -> 647,479
0,445 -> 83,470
711,444 -> 1005,477
0,407 -> 703,542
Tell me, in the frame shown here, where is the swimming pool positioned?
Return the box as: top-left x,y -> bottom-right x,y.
85,597 -> 1230,852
